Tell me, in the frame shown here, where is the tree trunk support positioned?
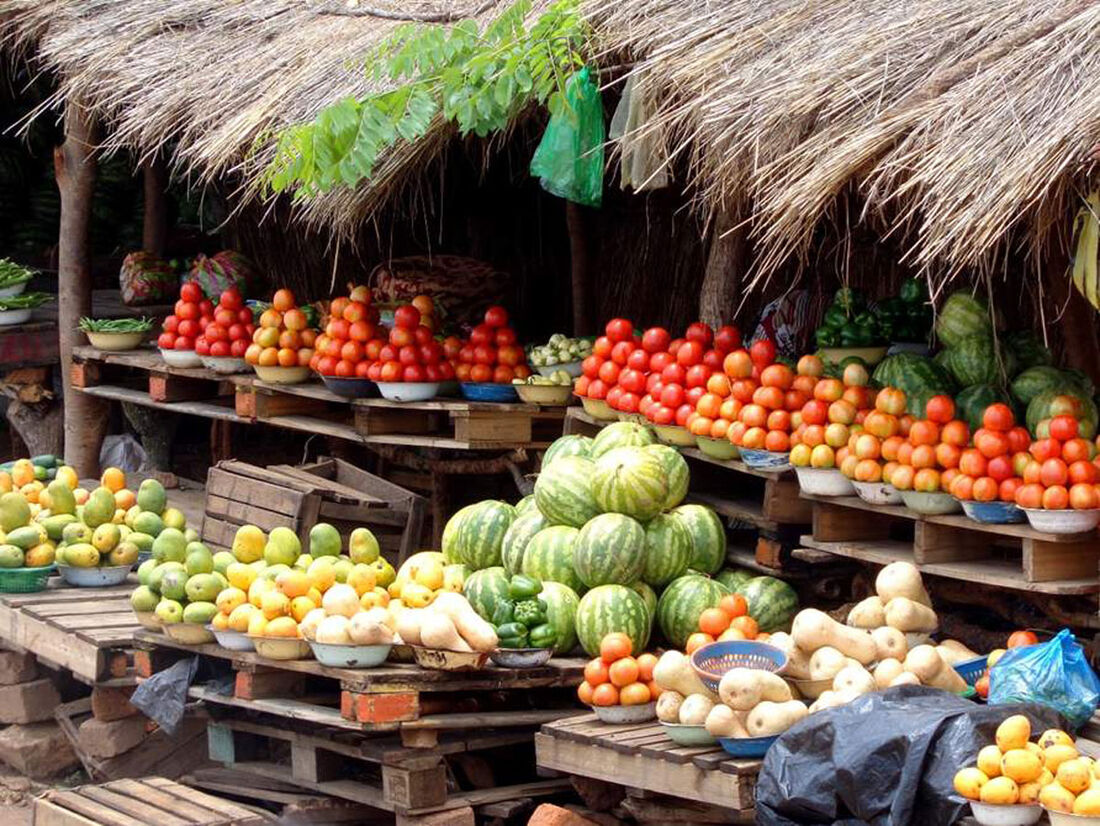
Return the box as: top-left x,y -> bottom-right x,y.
566,201 -> 591,336
55,100 -> 108,477
699,206 -> 746,328
142,158 -> 170,257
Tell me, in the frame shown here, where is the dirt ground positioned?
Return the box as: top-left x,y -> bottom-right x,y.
0,766 -> 87,825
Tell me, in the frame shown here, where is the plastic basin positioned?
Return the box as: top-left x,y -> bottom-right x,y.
1021,508 -> 1100,535
376,381 -> 439,402
308,641 -> 391,668
86,331 -> 146,351
795,467 -> 856,497
592,702 -> 655,724
57,564 -> 131,587
853,481 -> 902,505
160,348 -> 202,368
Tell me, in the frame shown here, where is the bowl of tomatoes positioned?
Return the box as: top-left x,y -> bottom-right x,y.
578,633 -> 660,724
1020,508 -> 1100,535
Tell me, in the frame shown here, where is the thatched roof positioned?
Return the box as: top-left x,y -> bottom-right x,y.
3,0 -> 1099,283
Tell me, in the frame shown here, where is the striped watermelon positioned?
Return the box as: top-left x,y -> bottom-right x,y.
521,525 -> 586,595
462,567 -> 511,621
716,567 -> 754,593
542,435 -> 592,469
514,494 -> 539,516
669,504 -> 726,574
575,584 -> 652,656
540,581 -> 580,654
936,291 -> 992,348
640,513 -> 691,588
441,504 -> 476,564
574,513 -> 645,588
501,510 -> 548,575
945,334 -> 1013,387
1011,366 -> 1070,406
592,447 -> 668,522
629,580 -> 657,623
1027,388 -> 1099,438
1006,330 -> 1053,370
643,444 -> 689,509
454,500 -> 515,570
534,456 -> 600,527
956,385 -> 1014,432
736,576 -> 799,632
656,574 -> 729,649
872,353 -> 955,416
589,421 -> 655,460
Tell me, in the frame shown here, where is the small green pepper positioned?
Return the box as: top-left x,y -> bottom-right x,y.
495,622 -> 528,648
491,601 -> 515,626
822,305 -> 848,329
513,599 -> 546,628
815,327 -> 840,348
528,623 -> 557,649
508,574 -> 542,600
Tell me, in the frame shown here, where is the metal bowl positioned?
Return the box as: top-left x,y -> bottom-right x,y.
460,382 -> 519,403
739,448 -> 792,471
652,425 -> 695,447
0,308 -> 32,327
960,500 -> 1026,524
160,348 -> 202,368
968,801 -> 1042,826
163,623 -> 215,645
1021,508 -> 1100,535
319,375 -> 376,398
696,436 -> 739,461
592,702 -> 656,724
515,384 -> 572,406
410,646 -> 490,671
817,346 -> 888,366
788,676 -> 833,700
253,365 -> 311,384
376,381 -> 440,402
249,636 -> 312,660
308,641 -> 391,668
898,490 -> 961,515
853,480 -> 903,505
0,281 -> 28,299
536,360 -> 583,378
795,467 -> 856,497
580,397 -> 616,421
208,626 -> 254,651
1044,807 -> 1100,826
200,355 -> 250,375
661,722 -> 717,746
56,563 -> 131,587
489,647 -> 554,668
85,331 -> 146,351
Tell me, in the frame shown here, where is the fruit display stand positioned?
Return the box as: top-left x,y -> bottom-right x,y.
535,714 -> 758,822
132,630 -> 583,819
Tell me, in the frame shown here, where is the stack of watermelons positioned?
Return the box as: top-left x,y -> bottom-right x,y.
444,424 -> 801,656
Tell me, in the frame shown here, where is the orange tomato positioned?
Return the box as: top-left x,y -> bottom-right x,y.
1039,458 -> 1068,488
584,658 -> 610,686
1014,482 -> 1043,509
760,364 -> 794,390
696,393 -> 722,419
619,682 -> 653,706
600,632 -> 633,663
1062,438 -> 1092,464
706,374 -> 731,397
999,477 -> 1023,503
950,473 -> 974,500
972,476 -> 998,502
636,653 -> 658,683
940,420 -> 970,447
1041,485 -> 1069,510
718,593 -> 748,618
685,632 -> 715,655
908,420 -> 940,446
753,386 -> 785,410
1007,630 -> 1038,648
1069,482 -> 1099,510
698,608 -> 732,636
910,444 -> 936,469
764,430 -> 790,452
913,467 -> 941,492
729,615 -> 759,640
609,657 -> 640,688
577,681 -> 595,705
646,681 -> 663,699
717,627 -> 747,642
924,395 -> 956,424
958,449 -> 988,478
591,683 -> 620,707
935,443 -> 961,470
982,403 -> 1015,432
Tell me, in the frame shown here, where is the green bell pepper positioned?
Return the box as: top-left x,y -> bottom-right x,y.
513,599 -> 546,628
508,574 -> 542,600
495,622 -> 529,648
822,304 -> 849,329
491,601 -> 515,626
815,327 -> 840,348
834,287 -> 866,313
528,623 -> 557,649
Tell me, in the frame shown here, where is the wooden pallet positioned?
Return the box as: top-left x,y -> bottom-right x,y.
535,714 -> 758,818
801,494 -> 1100,595
71,345 -> 249,404
0,579 -> 138,683
134,631 -> 584,735
34,776 -> 269,825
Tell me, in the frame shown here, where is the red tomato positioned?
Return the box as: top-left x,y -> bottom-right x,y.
442,336 -> 462,360
684,322 -> 713,347
366,361 -> 382,381
162,315 -> 179,334
685,364 -> 711,389
667,338 -> 685,355
469,324 -> 493,346
210,340 -> 232,358
180,282 -> 203,303
749,338 -> 776,368
675,404 -> 694,427
398,345 -> 419,366
660,384 -> 685,408
649,351 -> 673,373
641,327 -> 671,353
1007,630 -> 1038,649
1050,415 -> 1079,441
982,403 -> 1015,432
157,332 -> 176,349
227,323 -> 247,342
598,361 -> 621,385
173,336 -> 194,351
494,327 -> 517,347
618,392 -> 640,413
438,361 -> 455,380
1006,426 -> 1031,454
593,336 -> 613,358
647,377 -> 664,397
676,341 -> 704,367
237,308 -> 253,325
626,349 -> 649,371
652,405 -> 675,425
924,395 -> 955,424
194,338 -> 211,356
618,368 -> 646,395
355,360 -> 372,378
685,386 -> 705,407
587,379 -> 607,399
582,355 -> 602,379
214,308 -> 236,327
660,363 -> 686,386
497,345 -> 524,367
605,318 -> 634,343
411,326 -> 431,346
392,305 -> 420,329
400,364 -> 423,382
230,338 -> 248,357
176,301 -> 200,321
473,344 -> 497,365
986,454 -> 1013,483
714,325 -> 741,354
611,340 -> 636,366
606,386 -> 624,409
484,305 -> 509,328
1029,437 -> 1062,462
702,350 -> 724,372
199,299 -> 215,318
177,319 -> 200,340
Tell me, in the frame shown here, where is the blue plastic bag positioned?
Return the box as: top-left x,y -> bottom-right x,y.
988,628 -> 1100,728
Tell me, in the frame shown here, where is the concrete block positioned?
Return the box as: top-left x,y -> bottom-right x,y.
0,722 -> 79,779
90,686 -> 138,722
0,678 -> 59,724
0,650 -> 37,685
77,716 -> 146,760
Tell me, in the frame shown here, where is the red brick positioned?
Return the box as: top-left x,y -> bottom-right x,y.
133,651 -> 153,678
342,691 -> 419,724
91,686 -> 138,722
528,804 -> 600,826
395,806 -> 474,826
0,650 -> 37,685
0,678 -> 59,724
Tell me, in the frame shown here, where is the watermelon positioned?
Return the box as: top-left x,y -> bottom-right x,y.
534,456 -> 600,527
944,334 -> 1014,387
871,353 -> 954,416
501,510 -> 549,575
453,500 -> 515,570
521,525 -> 586,594
1005,330 -> 1053,370
1063,368 -> 1095,397
716,567 -> 754,593
542,434 -> 592,469
936,291 -> 992,348
462,567 -> 511,622
1027,389 -> 1099,438
574,513 -> 645,588
591,447 -> 668,522
441,504 -> 476,564
575,584 -> 652,656
656,574 -> 729,649
669,504 -> 727,574
1011,366 -> 1071,406
589,421 -> 656,459
642,444 -> 689,509
540,581 -> 580,654
955,384 -> 1014,432
640,513 -> 691,588
514,494 -> 539,516
629,581 -> 657,623
735,576 -> 799,632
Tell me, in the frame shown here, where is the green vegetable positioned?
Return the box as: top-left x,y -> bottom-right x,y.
822,305 -> 848,329
0,259 -> 34,289
834,287 -> 866,313
899,278 -> 928,304
491,601 -> 515,626
495,622 -> 528,648
79,317 -> 154,333
508,574 -> 542,600
0,293 -> 50,311
815,327 -> 840,348
528,623 -> 557,649
513,598 -> 546,628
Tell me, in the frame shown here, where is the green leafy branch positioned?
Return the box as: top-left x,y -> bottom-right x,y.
263,0 -> 589,198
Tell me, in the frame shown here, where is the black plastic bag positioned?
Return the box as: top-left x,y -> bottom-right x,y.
755,685 -> 1063,826
130,657 -> 199,736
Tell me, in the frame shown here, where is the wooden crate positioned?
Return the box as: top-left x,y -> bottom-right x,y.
34,776 -> 267,825
801,494 -> 1100,595
535,715 -> 757,818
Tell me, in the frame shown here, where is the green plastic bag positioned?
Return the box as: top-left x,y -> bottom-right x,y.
530,67 -> 605,207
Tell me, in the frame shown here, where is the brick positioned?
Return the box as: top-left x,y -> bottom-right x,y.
77,716 -> 146,759
395,806 -> 474,826
0,650 -> 37,685
0,722 -> 79,779
90,686 -> 138,722
527,804 -> 600,826
341,690 -> 418,724
0,678 -> 59,724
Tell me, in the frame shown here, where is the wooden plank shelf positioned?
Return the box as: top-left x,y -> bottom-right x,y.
78,383 -> 248,423
802,494 -> 1100,590
536,715 -> 757,819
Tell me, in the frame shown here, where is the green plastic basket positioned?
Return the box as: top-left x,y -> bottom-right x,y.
0,565 -> 55,593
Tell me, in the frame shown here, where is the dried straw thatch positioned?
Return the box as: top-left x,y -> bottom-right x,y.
2,0 -> 1098,285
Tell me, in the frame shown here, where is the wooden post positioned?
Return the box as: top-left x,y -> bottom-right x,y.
699,205 -> 746,328
142,158 -> 169,257
55,100 -> 108,477
565,201 -> 591,335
